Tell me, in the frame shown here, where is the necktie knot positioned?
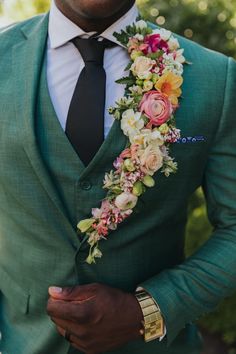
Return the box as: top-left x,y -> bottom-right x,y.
73,37 -> 116,65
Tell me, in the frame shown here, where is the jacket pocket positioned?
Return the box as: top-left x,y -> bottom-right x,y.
0,267 -> 29,315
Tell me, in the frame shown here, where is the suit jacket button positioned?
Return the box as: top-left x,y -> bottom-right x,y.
80,180 -> 92,190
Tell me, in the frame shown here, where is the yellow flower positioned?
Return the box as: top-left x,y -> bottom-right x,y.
155,71 -> 183,105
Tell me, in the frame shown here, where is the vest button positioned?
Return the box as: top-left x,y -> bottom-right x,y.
80,180 -> 92,190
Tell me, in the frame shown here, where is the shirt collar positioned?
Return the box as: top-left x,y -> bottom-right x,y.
48,0 -> 139,49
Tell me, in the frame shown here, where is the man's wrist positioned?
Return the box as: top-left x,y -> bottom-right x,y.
135,289 -> 165,342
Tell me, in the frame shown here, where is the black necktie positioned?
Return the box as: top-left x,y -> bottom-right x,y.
66,37 -> 115,166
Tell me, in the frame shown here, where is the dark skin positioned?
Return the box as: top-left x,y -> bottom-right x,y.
47,1 -> 144,353
55,0 -> 136,32
47,283 -> 144,353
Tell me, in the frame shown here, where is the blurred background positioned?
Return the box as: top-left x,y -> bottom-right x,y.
0,1 -> 236,353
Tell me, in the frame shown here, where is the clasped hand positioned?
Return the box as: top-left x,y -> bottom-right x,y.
47,283 -> 143,354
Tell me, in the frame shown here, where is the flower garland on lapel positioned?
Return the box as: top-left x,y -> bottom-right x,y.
78,19 -> 186,264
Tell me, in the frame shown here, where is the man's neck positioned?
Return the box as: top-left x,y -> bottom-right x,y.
54,0 -> 135,33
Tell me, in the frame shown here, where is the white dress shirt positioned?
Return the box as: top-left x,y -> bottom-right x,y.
47,0 -> 139,138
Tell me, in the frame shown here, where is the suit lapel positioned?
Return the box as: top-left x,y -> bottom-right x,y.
12,13 -> 79,245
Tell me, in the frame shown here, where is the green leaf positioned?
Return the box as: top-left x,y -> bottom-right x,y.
77,219 -> 95,233
124,62 -> 132,71
116,77 -> 136,85
113,30 -> 129,46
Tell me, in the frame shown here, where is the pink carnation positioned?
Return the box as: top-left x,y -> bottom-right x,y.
142,34 -> 169,54
139,90 -> 172,126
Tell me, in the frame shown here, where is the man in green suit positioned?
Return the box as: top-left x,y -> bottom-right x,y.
0,0 -> 236,353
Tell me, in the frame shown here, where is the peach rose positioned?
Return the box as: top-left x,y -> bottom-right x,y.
139,90 -> 172,126
138,145 -> 163,176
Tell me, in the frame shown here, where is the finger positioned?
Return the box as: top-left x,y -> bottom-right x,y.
50,316 -> 90,340
48,283 -> 99,301
47,297 -> 93,323
56,325 -> 87,352
56,325 -> 67,338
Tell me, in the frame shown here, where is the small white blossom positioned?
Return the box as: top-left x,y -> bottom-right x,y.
134,33 -> 144,41
130,128 -> 164,147
143,80 -> 154,92
116,97 -> 134,108
87,231 -> 101,246
103,171 -> 117,189
174,49 -> 186,64
162,53 -> 183,76
162,159 -> 178,177
150,129 -> 165,145
153,28 -> 172,41
135,20 -> 147,30
121,109 -> 144,139
168,37 -> 180,51
129,85 -> 143,95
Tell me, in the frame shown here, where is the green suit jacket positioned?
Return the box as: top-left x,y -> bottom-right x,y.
1,12 -> 236,354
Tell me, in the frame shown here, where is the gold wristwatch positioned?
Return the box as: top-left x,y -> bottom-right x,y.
135,290 -> 164,342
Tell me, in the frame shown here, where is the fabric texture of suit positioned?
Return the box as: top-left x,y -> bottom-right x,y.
0,12 -> 236,354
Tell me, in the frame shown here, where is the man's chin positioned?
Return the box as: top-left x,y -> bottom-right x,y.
70,0 -> 130,20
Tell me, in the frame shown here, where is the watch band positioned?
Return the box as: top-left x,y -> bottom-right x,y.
135,290 -> 164,342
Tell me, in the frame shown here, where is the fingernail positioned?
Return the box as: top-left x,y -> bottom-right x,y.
49,286 -> 62,294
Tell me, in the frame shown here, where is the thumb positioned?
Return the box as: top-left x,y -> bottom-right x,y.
48,284 -> 97,301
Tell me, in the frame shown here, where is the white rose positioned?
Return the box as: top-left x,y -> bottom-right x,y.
131,56 -> 154,80
135,20 -> 147,30
121,109 -> 144,138
115,192 -> 138,210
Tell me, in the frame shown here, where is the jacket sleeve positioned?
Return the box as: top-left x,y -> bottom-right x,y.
139,57 -> 236,345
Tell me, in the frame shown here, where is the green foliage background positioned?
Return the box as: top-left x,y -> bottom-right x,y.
1,0 -> 236,346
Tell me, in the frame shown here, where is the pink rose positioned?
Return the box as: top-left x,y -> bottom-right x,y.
139,90 -> 172,126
